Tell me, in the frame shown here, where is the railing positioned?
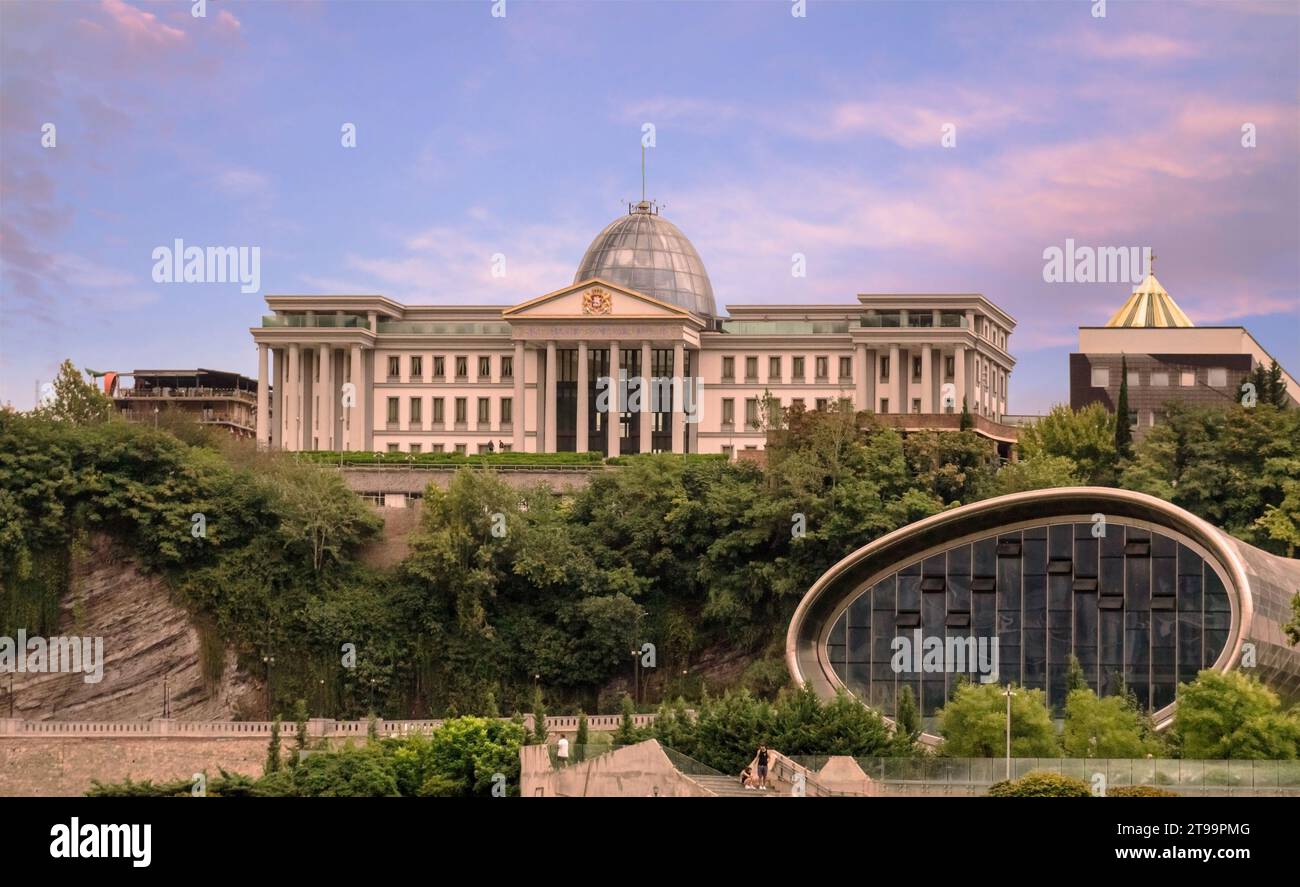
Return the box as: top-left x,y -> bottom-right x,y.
660,746 -> 726,778
377,321 -> 512,335
117,387 -> 255,401
779,756 -> 1300,789
262,315 -> 365,328
0,712 -> 664,739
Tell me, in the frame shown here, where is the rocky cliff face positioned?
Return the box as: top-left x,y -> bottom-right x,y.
4,534 -> 261,721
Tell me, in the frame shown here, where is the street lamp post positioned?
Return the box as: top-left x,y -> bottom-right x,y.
263,655 -> 275,718
1003,685 -> 1014,781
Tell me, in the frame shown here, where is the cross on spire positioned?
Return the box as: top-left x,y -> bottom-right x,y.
1148,249 -> 1157,277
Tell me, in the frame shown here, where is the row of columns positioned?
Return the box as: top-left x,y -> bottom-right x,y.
256,342 -> 368,451
537,339 -> 689,457
849,342 -> 986,416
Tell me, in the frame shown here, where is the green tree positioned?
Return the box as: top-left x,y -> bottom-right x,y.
1172,670 -> 1299,759
1062,688 -> 1157,758
988,455 -> 1083,497
530,686 -> 549,745
1017,403 -> 1118,485
264,717 -> 283,776
1240,360 -> 1289,408
1114,356 -> 1133,459
894,684 -> 921,750
937,683 -> 1058,758
293,698 -> 310,763
1065,655 -> 1087,693
959,396 -> 973,431
36,360 -> 111,425
574,712 -> 589,762
613,694 -> 642,746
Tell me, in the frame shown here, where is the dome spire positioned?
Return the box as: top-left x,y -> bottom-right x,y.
1104,250 -> 1194,328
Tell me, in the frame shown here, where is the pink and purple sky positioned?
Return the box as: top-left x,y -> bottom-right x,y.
2,0 -> 1297,412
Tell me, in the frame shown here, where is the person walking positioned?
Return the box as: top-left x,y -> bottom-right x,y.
556,735 -> 570,767
756,744 -> 770,790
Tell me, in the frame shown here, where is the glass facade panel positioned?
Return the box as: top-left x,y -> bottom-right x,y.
825,520 -> 1230,717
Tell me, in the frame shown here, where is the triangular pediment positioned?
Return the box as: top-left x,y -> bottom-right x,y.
504,278 -> 696,321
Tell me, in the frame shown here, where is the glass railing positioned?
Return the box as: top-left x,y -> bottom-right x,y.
377,321 -> 512,335
262,315 -> 365,328
820,757 -> 1300,789
719,321 -> 851,335
860,314 -> 968,328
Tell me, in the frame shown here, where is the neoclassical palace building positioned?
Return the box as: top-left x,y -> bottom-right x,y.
250,200 -> 1017,456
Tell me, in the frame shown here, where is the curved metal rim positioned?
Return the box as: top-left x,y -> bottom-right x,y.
785,486 -> 1256,735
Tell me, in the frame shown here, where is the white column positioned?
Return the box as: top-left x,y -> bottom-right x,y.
271,348 -> 283,449
287,343 -> 301,450
544,340 -> 557,453
349,344 -> 364,451
888,343 -> 900,414
256,343 -> 269,449
512,340 -> 525,452
954,344 -> 966,414
920,343 -> 933,413
607,340 -> 621,459
577,341 -> 589,453
319,344 -> 332,450
672,341 -> 685,453
855,342 -> 868,411
639,340 -> 652,454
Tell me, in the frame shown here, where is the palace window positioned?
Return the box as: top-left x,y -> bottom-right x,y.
721,398 -> 735,428
386,397 -> 399,426
745,398 -> 759,427
455,397 -> 467,425
410,355 -> 423,379
501,397 -> 513,426
455,356 -> 468,379
477,397 -> 490,426
745,356 -> 758,382
722,356 -> 735,382
409,397 -> 422,427
880,356 -> 890,380
768,356 -> 782,382
792,357 -> 806,382
479,356 -> 491,379
502,356 -> 513,380
839,356 -> 852,381
388,356 -> 400,380
434,356 -> 445,379
816,356 -> 829,381
433,398 -> 445,425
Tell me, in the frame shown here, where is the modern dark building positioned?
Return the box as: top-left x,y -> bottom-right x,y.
1069,269 -> 1298,432
787,487 -> 1300,736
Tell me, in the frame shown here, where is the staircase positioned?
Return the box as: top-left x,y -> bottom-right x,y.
687,773 -> 775,797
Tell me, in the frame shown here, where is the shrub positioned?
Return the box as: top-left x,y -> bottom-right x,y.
987,771 -> 1092,797
1107,785 -> 1178,798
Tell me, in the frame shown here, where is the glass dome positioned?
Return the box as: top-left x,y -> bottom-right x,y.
574,202 -> 716,317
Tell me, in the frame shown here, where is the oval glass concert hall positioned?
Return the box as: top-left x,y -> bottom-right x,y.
786,487 -> 1300,733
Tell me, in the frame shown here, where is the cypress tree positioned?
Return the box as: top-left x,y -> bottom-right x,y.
1114,357 -> 1133,459
894,684 -> 921,747
264,716 -> 283,776
531,687 -> 549,745
574,713 -> 589,762
960,396 -> 973,430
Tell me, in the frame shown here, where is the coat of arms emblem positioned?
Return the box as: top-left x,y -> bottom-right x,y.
582,289 -> 612,315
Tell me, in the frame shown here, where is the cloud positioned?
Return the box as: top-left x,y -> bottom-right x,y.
99,0 -> 186,46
